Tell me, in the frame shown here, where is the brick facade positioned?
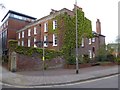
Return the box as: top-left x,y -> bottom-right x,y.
0,10 -> 36,55
16,7 -> 105,59
0,6 -> 105,71
16,54 -> 64,71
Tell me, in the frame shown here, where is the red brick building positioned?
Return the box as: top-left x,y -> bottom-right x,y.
16,7 -> 75,50
16,6 -> 105,59
1,5 -> 105,60
79,19 -> 105,59
0,10 -> 36,55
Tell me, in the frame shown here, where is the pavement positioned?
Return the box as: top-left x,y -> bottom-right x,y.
0,64 -> 119,87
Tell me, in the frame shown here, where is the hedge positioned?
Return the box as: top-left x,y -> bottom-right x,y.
8,40 -> 62,60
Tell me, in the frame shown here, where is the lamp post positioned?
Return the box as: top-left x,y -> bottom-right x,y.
42,41 -> 45,69
35,40 -> 53,70
75,0 -> 79,74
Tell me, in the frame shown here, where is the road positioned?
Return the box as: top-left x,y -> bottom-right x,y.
1,74 -> 119,89
50,74 -> 119,88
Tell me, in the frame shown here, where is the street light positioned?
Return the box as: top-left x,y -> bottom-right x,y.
75,0 -> 79,74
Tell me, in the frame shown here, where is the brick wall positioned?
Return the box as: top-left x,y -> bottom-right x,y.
16,53 -> 64,71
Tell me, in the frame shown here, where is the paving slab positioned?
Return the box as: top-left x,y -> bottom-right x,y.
0,65 -> 119,86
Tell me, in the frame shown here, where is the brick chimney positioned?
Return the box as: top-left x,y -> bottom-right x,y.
73,4 -> 82,12
96,19 -> 101,34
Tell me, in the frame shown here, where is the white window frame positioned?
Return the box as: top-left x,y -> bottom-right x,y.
89,50 -> 92,59
34,27 -> 37,35
44,35 -> 48,47
44,22 -> 48,32
6,21 -> 8,26
18,41 -> 20,46
53,20 -> 57,30
22,31 -> 24,38
18,32 -> 21,39
92,37 -> 95,42
28,38 -> 31,47
89,38 -> 92,44
53,34 -> 57,46
21,40 -> 24,46
28,29 -> 31,36
81,38 -> 84,47
93,53 -> 95,58
34,38 -> 37,47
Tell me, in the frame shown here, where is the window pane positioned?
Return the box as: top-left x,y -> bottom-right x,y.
18,41 -> 20,46
53,20 -> 57,30
44,23 -> 48,32
28,39 -> 30,47
81,38 -> 84,47
53,34 -> 57,46
92,37 -> 95,42
22,31 -> 24,38
34,38 -> 37,47
89,38 -> 91,44
89,50 -> 92,59
22,41 -> 24,46
44,35 -> 48,47
34,27 -> 37,34
28,29 -> 31,36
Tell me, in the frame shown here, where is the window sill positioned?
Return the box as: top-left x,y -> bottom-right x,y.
44,46 -> 48,47
53,45 -> 57,47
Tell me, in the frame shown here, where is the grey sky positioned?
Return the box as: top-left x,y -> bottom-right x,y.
0,0 -> 118,44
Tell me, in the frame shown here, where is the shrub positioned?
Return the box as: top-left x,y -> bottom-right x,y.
66,55 -> 76,65
83,54 -> 89,63
15,46 -> 62,60
106,54 -> 115,62
95,55 -> 107,62
115,57 -> 120,63
8,40 -> 62,60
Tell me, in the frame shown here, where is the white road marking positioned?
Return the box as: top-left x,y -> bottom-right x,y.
34,74 -> 119,88
0,74 -> 119,88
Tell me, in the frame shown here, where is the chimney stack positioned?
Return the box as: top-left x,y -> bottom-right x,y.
96,19 -> 101,34
73,4 -> 82,12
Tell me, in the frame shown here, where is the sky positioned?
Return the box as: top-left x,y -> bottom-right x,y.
0,0 -> 119,44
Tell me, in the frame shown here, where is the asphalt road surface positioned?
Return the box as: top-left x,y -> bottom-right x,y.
51,74 -> 119,88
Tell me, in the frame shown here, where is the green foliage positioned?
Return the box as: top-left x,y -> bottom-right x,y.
66,55 -> 76,65
48,19 -> 53,34
106,54 -> 115,62
56,9 -> 93,64
8,40 -> 18,51
107,45 -> 115,55
48,18 -> 59,34
96,45 -> 115,62
9,44 -> 62,60
82,54 -> 89,63
115,57 -> 120,63
8,9 -> 93,64
78,55 -> 90,64
84,17 -> 93,38
96,45 -> 107,62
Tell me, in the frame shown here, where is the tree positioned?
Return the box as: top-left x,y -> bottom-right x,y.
97,45 -> 107,62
